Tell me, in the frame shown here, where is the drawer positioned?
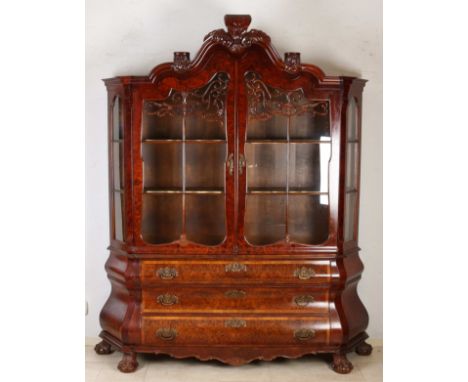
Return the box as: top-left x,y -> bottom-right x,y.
142,286 -> 329,314
141,316 -> 330,346
141,260 -> 332,285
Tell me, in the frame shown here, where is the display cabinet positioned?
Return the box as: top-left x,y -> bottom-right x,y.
95,15 -> 372,374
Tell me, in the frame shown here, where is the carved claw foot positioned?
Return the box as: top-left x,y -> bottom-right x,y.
118,353 -> 138,373
356,341 -> 373,356
94,340 -> 114,355
331,353 -> 353,374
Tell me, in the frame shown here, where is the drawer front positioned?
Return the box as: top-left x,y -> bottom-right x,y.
142,286 -> 329,314
141,260 -> 333,285
142,316 -> 330,346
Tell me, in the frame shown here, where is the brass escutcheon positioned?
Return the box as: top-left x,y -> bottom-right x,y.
224,289 -> 246,298
157,294 -> 178,306
156,267 -> 178,280
294,328 -> 315,341
294,295 -> 315,307
238,153 -> 246,175
225,263 -> 247,273
227,153 -> 234,176
225,319 -> 247,328
294,266 -> 315,280
156,328 -> 177,341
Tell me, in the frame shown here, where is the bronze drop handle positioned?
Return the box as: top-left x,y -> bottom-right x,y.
156,328 -> 177,341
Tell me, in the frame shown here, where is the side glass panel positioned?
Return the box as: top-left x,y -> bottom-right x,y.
141,73 -> 229,245
344,97 -> 359,241
244,72 -> 330,246
112,96 -> 124,241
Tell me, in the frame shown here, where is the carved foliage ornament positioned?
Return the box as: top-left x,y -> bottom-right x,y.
245,71 -> 328,121
144,72 -> 229,125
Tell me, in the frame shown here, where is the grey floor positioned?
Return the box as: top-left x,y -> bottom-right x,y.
86,342 -> 382,382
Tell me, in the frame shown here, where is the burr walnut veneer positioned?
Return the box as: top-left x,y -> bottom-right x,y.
95,15 -> 372,374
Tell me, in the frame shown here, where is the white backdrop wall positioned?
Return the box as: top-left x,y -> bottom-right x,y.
86,0 -> 382,338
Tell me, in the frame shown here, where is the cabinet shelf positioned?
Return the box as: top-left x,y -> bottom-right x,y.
143,139 -> 226,144
144,188 -> 224,195
247,189 -> 327,195
246,139 -> 331,144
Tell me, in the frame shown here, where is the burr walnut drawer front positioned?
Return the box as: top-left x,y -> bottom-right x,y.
142,286 -> 329,314
141,260 -> 333,285
142,316 -> 330,346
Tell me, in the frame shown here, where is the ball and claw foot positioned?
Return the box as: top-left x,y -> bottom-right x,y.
118,353 -> 139,373
355,341 -> 373,356
94,340 -> 114,355
331,353 -> 353,374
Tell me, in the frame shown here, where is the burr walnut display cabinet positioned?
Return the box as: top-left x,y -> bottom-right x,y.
95,15 -> 372,374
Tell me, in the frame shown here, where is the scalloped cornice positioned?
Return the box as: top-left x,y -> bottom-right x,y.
148,15 -> 340,86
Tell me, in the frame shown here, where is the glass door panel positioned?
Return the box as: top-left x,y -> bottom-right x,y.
186,143 -> 226,191
142,143 -> 182,190
111,96 -> 124,241
141,72 -> 229,246
245,143 -> 287,192
186,194 -> 226,245
246,116 -> 287,140
142,194 -> 183,244
243,71 -> 330,246
244,195 -> 286,245
288,195 -> 329,244
344,97 -> 359,241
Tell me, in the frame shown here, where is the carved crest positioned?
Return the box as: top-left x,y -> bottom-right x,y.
204,14 -> 270,54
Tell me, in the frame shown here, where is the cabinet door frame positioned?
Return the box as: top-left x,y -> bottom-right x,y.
235,50 -> 342,253
130,58 -> 237,254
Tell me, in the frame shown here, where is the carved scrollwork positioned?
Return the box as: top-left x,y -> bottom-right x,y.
144,72 -> 229,125
244,71 -> 328,121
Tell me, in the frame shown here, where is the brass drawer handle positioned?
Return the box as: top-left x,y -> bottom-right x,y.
294,295 -> 315,307
156,267 -> 178,280
294,266 -> 315,280
224,289 -> 246,298
156,328 -> 177,341
294,328 -> 315,341
225,319 -> 246,328
225,263 -> 247,273
157,294 -> 178,306
227,153 -> 234,176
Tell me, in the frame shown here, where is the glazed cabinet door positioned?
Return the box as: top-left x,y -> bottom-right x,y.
132,59 -> 237,253
236,52 -> 340,252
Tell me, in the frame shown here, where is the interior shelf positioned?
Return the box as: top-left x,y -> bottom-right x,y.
144,188 -> 225,195
143,139 -> 226,144
246,139 -> 331,144
248,189 -> 326,195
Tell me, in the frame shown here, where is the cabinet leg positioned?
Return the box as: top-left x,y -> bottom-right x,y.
118,352 -> 139,373
94,340 -> 114,355
331,352 -> 353,374
355,340 -> 373,356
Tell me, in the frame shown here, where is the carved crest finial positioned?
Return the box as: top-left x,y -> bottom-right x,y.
224,15 -> 251,37
284,52 -> 301,74
172,52 -> 190,73
204,14 -> 270,54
